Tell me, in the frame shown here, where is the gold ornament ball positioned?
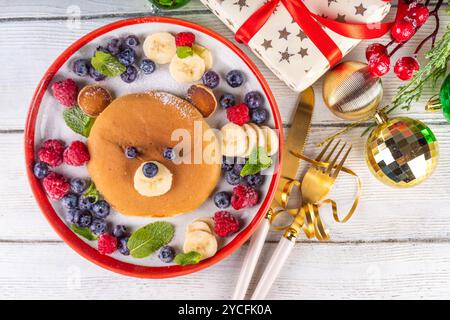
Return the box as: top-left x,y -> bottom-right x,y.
323,61 -> 383,121
365,113 -> 439,188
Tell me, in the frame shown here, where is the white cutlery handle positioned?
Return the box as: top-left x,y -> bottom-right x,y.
232,217 -> 271,300
251,236 -> 295,300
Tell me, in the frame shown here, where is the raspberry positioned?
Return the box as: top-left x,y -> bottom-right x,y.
391,18 -> 416,43
175,32 -> 195,47
231,184 -> 259,210
226,103 -> 250,125
42,172 -> 70,200
213,211 -> 240,237
37,139 -> 65,167
365,43 -> 387,61
368,54 -> 391,78
394,56 -> 420,81
97,233 -> 118,255
63,141 -> 90,166
51,79 -> 78,107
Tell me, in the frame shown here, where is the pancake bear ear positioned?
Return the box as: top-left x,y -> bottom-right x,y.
186,84 -> 217,118
78,85 -> 113,117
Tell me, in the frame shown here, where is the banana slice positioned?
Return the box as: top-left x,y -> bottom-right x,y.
249,123 -> 266,150
187,221 -> 212,234
261,126 -> 279,156
221,123 -> 248,157
242,124 -> 258,157
169,54 -> 205,83
195,217 -> 215,232
133,161 -> 173,197
143,32 -> 177,65
183,230 -> 218,259
193,44 -> 213,70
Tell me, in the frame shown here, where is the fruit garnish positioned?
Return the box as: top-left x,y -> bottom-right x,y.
42,172 -> 70,200
63,141 -> 90,166
98,233 -> 118,255
244,91 -> 264,109
230,184 -> 259,210
187,84 -> 218,117
158,246 -> 176,263
175,32 -> 195,47
117,47 -> 137,66
176,46 -> 194,59
226,103 -> 250,125
225,70 -> 244,88
120,65 -> 138,83
69,224 -> 98,241
240,147 -> 272,177
51,79 -> 78,108
63,106 -> 95,137
91,51 -> 126,77
143,32 -> 177,65
38,139 -> 65,167
202,70 -> 220,89
127,221 -> 174,258
174,251 -> 202,265
213,211 -> 240,237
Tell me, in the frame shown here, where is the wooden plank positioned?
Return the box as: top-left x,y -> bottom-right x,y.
4,120 -> 450,242
0,9 -> 448,130
1,241 -> 449,299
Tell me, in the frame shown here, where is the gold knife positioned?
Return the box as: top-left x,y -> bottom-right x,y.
232,87 -> 315,300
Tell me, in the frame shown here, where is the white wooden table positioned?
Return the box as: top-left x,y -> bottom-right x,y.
1,0 -> 449,300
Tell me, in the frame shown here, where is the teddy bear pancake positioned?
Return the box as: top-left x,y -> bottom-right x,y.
87,91 -> 221,217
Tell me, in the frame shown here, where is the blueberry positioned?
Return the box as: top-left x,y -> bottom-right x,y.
251,108 -> 267,124
158,246 -> 175,263
33,162 -> 49,179
118,237 -> 130,256
120,65 -> 138,83
106,38 -> 121,55
140,59 -> 156,75
233,162 -> 245,175
245,173 -> 265,188
225,170 -> 241,186
245,91 -> 264,109
124,35 -> 140,48
202,70 -> 220,89
219,93 -> 236,109
65,209 -> 79,224
61,193 -> 79,209
74,210 -> 93,228
72,59 -> 90,77
90,219 -> 108,235
92,200 -> 110,219
214,191 -> 231,209
89,67 -> 107,81
125,146 -> 138,159
225,70 -> 244,88
70,178 -> 89,194
222,156 -> 234,171
95,46 -> 110,54
112,225 -> 127,238
78,196 -> 96,211
163,148 -> 175,160
117,47 -> 136,66
143,162 -> 158,178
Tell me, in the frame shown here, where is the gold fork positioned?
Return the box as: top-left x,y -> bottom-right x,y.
251,139 -> 352,300
300,139 -> 352,205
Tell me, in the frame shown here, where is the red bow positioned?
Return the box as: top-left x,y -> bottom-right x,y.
235,0 -> 401,67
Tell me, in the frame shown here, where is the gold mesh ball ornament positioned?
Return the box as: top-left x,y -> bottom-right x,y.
365,111 -> 439,188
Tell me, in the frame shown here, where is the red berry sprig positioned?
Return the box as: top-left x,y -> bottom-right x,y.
366,0 -> 443,81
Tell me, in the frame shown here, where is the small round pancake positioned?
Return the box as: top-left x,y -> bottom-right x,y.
87,91 -> 221,217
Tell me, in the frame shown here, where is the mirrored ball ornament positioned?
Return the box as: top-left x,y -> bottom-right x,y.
365,112 -> 439,188
323,61 -> 383,121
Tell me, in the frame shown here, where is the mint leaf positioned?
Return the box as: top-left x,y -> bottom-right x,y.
240,147 -> 272,177
63,106 -> 95,137
176,46 -> 193,59
91,51 -> 126,77
174,251 -> 202,265
84,182 -> 100,203
128,222 -> 174,259
70,224 -> 98,241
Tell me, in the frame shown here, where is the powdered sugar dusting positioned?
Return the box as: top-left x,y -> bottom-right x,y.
151,91 -> 197,119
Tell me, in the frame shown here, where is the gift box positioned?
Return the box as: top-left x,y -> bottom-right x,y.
201,0 -> 392,91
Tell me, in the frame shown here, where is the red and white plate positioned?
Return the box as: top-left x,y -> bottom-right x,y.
25,17 -> 282,278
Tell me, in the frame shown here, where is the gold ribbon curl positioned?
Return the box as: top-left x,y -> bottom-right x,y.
269,152 -> 362,241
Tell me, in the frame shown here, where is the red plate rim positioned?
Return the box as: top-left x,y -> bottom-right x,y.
24,16 -> 283,279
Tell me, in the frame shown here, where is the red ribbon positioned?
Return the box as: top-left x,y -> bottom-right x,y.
235,0 -> 402,67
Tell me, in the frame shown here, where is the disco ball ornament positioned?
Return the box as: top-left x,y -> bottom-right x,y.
365,112 -> 439,188
323,61 -> 383,121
